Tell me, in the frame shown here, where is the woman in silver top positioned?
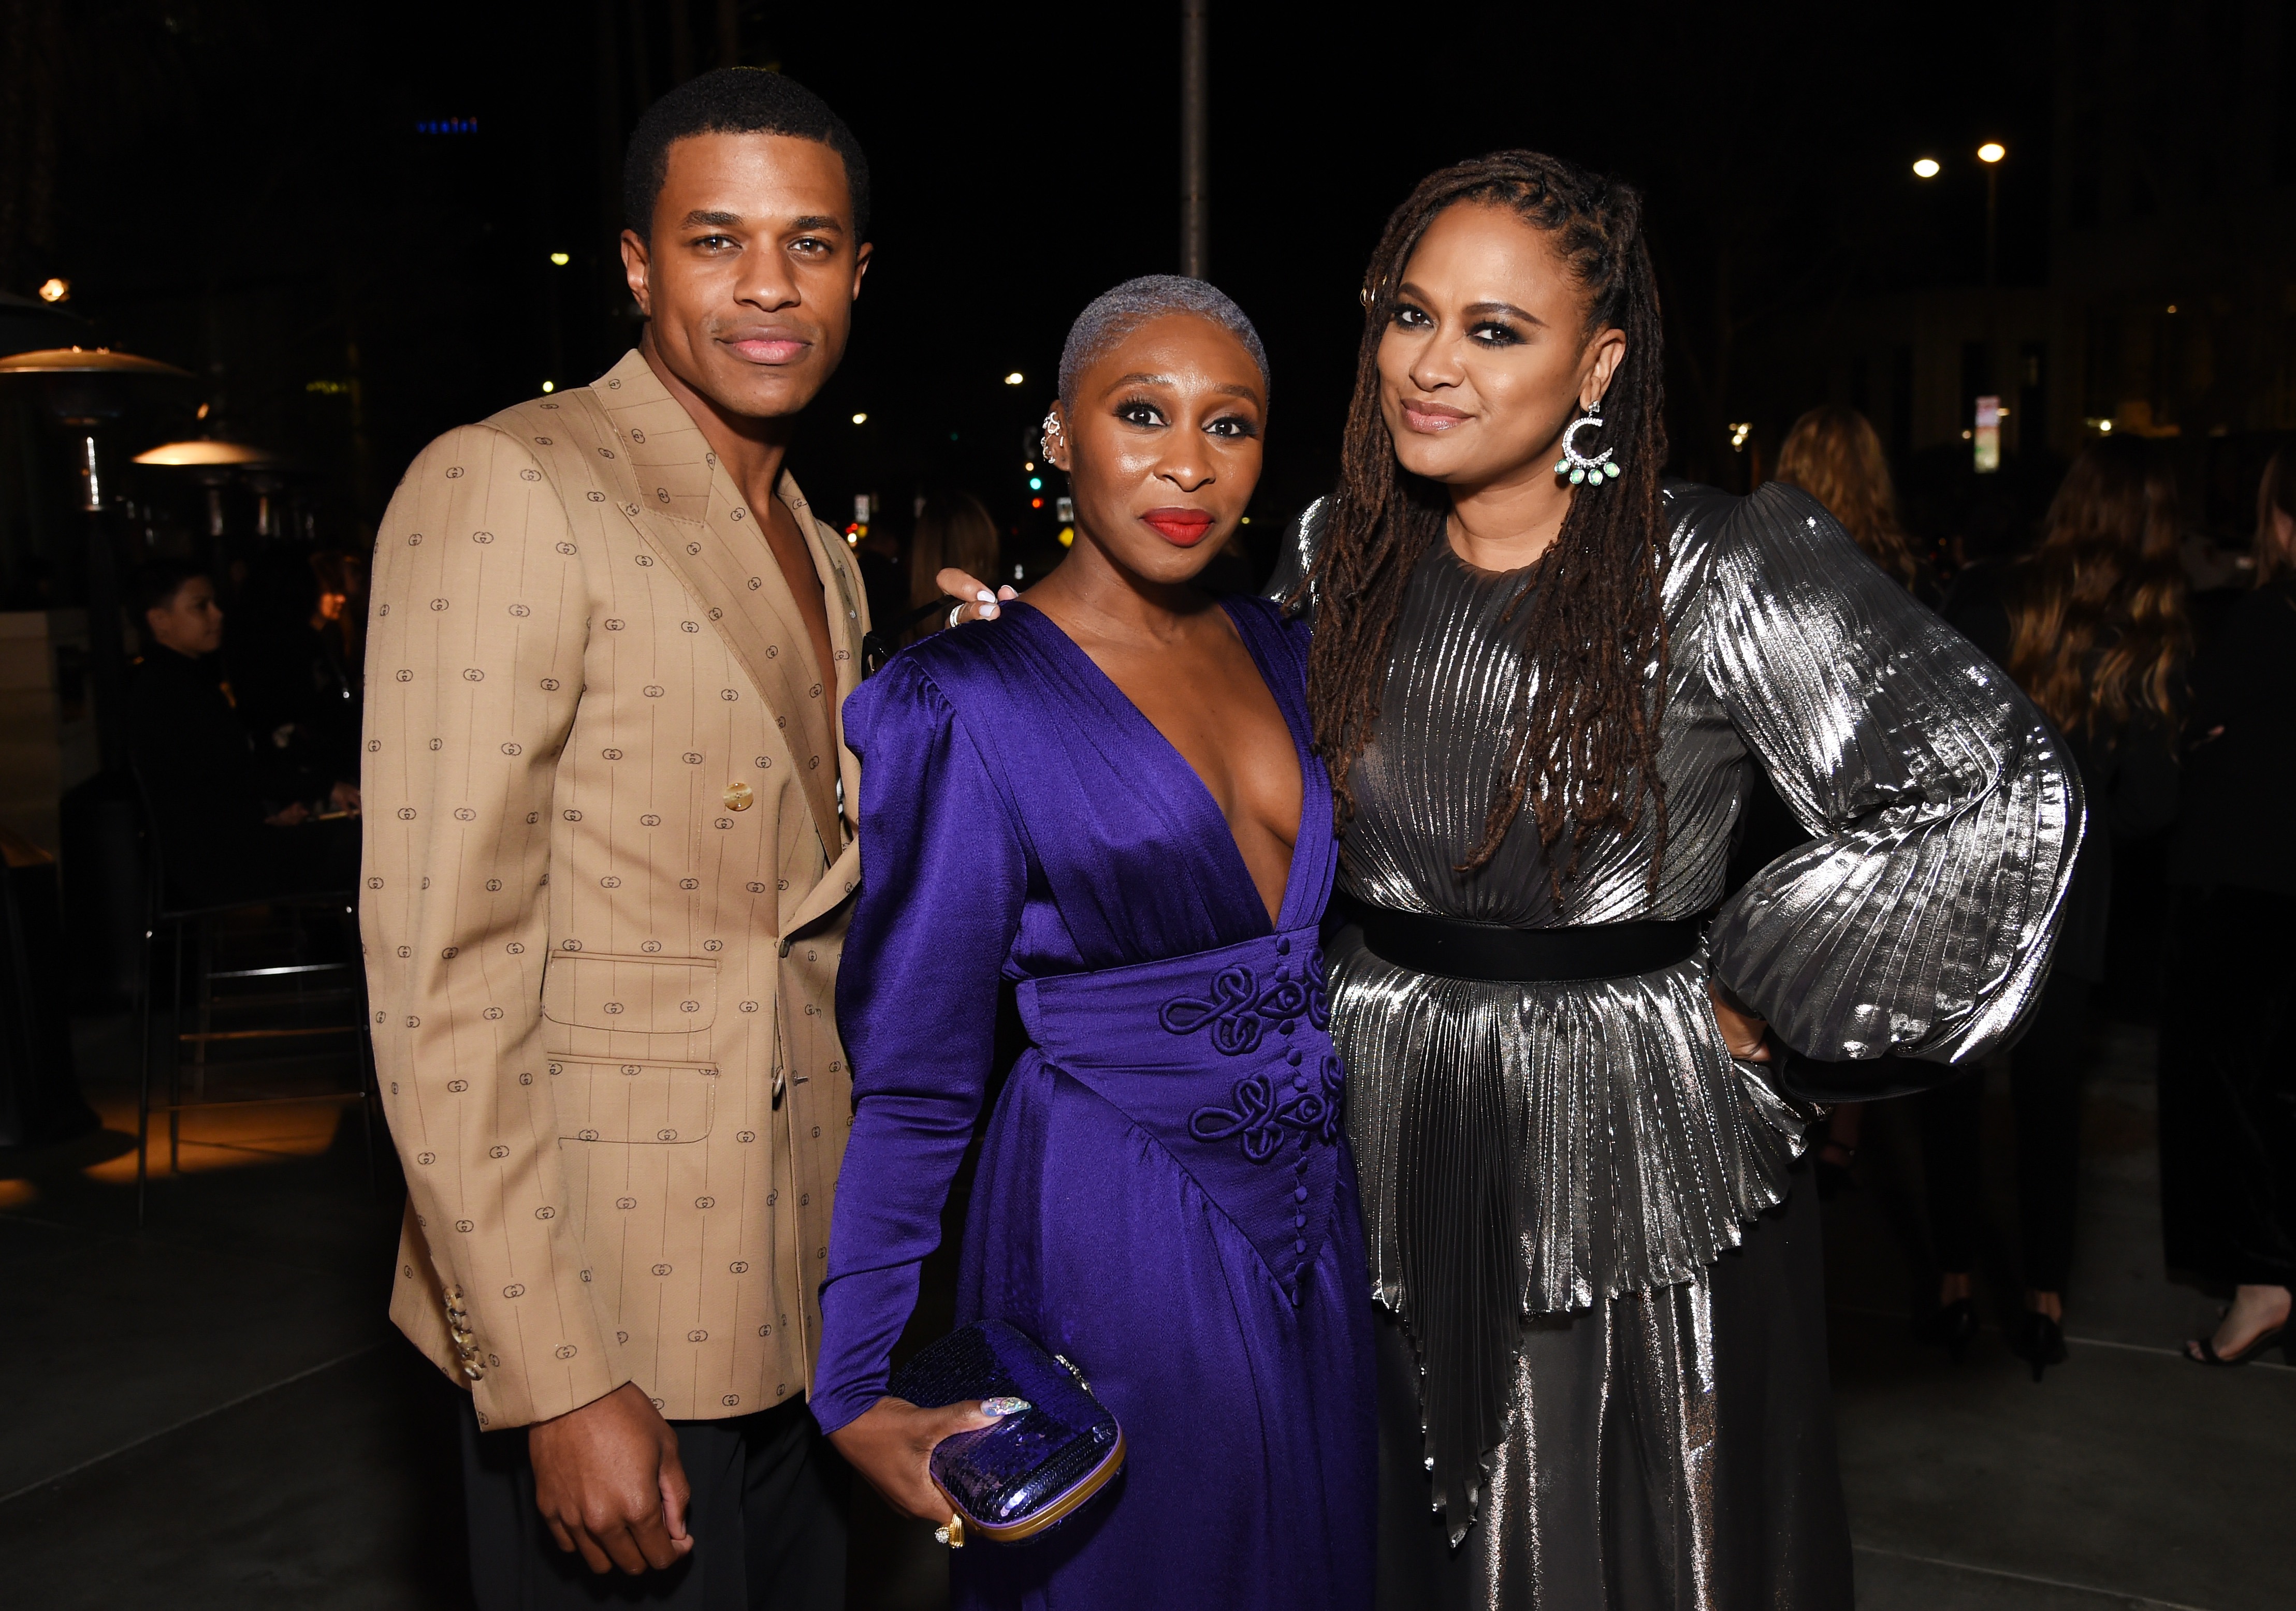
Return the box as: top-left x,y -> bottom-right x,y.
1271,152 -> 2082,1609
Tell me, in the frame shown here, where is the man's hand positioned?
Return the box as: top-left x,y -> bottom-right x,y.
263,802 -> 310,827
934,567 -> 1018,625
1707,979 -> 1772,1064
527,1382 -> 693,1575
329,781 -> 362,814
829,1395 -> 1013,1523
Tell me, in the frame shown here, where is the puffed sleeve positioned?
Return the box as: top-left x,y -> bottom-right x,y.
811,655 -> 1027,1436
1703,484 -> 2084,1065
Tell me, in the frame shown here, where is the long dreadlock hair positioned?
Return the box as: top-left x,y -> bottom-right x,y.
1302,150 -> 1671,894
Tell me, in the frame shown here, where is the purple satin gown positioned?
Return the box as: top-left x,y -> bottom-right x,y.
811,597 -> 1376,1610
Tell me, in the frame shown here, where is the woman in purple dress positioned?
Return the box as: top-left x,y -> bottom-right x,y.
808,277 -> 1376,1610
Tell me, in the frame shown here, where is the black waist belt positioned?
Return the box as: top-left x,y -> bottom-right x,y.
1328,893 -> 1710,985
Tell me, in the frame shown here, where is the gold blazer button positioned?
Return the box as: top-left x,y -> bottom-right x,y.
723,781 -> 755,812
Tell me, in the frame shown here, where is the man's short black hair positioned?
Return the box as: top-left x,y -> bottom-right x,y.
132,558 -> 210,620
623,69 -> 870,242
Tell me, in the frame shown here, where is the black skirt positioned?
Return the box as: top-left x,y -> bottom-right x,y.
1375,1164 -> 1853,1610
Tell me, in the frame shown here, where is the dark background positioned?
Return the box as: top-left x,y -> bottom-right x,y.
1,0 -> 2068,591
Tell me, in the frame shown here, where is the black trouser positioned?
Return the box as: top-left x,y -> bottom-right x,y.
2159,884 -> 2296,1290
459,1393 -> 849,1610
1916,971 -> 2092,1293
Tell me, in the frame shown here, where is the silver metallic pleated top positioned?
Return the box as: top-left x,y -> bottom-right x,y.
1270,481 -> 2082,1538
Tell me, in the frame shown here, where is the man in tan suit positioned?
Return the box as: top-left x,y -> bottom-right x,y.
363,70 -> 873,1607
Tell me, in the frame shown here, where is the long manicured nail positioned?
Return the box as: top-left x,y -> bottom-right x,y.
979,604 -> 999,619
980,1397 -> 1031,1417
976,590 -> 996,603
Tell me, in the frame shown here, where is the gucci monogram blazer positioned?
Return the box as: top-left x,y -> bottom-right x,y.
362,349 -> 866,1429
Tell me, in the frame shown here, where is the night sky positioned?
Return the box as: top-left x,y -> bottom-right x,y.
20,0 -> 2056,567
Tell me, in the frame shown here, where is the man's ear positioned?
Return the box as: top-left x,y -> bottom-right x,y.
851,241 -> 872,300
619,228 -> 653,318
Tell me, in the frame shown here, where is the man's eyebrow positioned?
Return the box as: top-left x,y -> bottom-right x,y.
679,210 -> 845,235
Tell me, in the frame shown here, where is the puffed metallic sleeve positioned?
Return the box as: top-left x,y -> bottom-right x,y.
1702,484 -> 2083,1065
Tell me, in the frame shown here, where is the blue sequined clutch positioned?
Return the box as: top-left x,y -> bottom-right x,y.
886,1319 -> 1126,1545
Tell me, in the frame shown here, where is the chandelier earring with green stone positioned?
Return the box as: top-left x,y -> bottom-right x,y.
1554,399 -> 1622,487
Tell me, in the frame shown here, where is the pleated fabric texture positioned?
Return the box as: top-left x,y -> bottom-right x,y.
1271,480 -> 2082,1557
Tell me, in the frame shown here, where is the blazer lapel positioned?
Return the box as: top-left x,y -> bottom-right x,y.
587,353 -> 858,916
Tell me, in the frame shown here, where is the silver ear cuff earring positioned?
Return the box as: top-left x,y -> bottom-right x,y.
1040,411 -> 1064,461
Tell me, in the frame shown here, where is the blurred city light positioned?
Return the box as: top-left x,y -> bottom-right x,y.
542,380 -> 556,393
1912,158 -> 1940,179
1027,476 -> 1042,490
1977,142 -> 2006,164
851,412 -> 867,424
549,252 -> 571,267
37,277 -> 67,302
1727,421 -> 1753,450
1004,372 -> 1024,386
1031,497 -> 1044,509
1058,526 -> 1075,548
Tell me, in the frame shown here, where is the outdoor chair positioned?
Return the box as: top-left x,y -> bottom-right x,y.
128,768 -> 377,1224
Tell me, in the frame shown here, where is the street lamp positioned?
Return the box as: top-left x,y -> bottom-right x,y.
1912,157 -> 1940,179
1978,141 -> 2007,285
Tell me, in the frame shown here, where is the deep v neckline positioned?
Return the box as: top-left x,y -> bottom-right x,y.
1010,599 -> 1314,933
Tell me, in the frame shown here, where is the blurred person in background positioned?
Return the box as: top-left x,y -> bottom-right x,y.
1774,405 -> 1937,604
903,488 -> 1000,641
126,559 -> 362,907
227,546 -> 365,790
2158,449 -> 2296,1366
1760,406 -> 1936,1195
1915,437 -> 2185,1377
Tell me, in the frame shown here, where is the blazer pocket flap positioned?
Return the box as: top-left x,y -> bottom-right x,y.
542,954 -> 718,1032
551,1059 -> 718,1144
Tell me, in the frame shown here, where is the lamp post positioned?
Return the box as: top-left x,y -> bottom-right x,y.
1180,0 -> 1208,277
1978,141 -> 2007,286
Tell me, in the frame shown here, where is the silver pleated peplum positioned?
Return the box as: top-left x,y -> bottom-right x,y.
1271,482 -> 2081,1605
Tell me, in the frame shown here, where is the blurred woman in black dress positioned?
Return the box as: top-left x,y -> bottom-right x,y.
1916,438 -> 2186,1376
2159,449 -> 2296,1365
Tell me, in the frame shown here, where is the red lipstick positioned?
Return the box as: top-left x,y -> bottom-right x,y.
1142,507 -> 1215,546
